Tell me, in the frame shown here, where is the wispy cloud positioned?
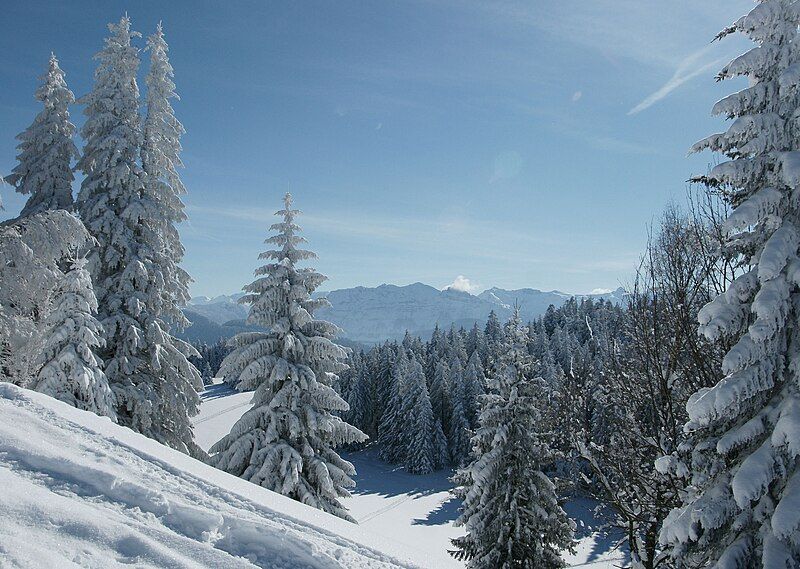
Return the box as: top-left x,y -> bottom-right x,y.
628,45 -> 729,115
185,202 -> 555,264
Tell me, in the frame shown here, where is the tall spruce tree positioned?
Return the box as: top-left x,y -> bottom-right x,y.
141,22 -> 192,326
404,356 -> 448,474
463,351 -> 485,428
76,15 -> 202,457
378,349 -> 409,463
430,359 -> 451,433
6,54 -> 78,217
32,258 -> 115,418
345,363 -> 373,438
660,2 -> 800,565
210,194 -> 366,521
448,356 -> 472,466
450,310 -> 573,569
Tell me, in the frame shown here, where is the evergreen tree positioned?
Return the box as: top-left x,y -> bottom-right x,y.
466,323 -> 486,361
448,358 -> 472,467
463,351 -> 485,428
0,335 -> 12,382
404,356 -> 448,474
6,54 -> 78,217
141,22 -> 192,326
345,363 -> 373,438
200,360 -> 213,386
373,341 -> 397,426
482,310 -> 503,367
378,349 -> 409,463
0,211 -> 94,385
209,194 -> 366,521
426,324 -> 448,381
430,359 -> 451,432
32,258 -> 115,418
660,2 -> 800,564
451,311 -> 573,569
76,16 -> 203,457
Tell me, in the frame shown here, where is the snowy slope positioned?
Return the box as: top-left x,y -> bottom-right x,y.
0,384 -> 428,569
194,382 -> 629,568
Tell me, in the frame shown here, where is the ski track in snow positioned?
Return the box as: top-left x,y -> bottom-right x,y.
357,493 -> 416,524
193,380 -> 629,569
0,384 -> 425,569
193,399 -> 252,425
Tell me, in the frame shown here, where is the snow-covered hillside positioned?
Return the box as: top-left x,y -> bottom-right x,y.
0,384 -> 427,569
194,381 -> 629,568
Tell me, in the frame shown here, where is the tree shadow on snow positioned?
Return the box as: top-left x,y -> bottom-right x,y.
412,495 -> 461,526
563,495 -> 630,565
200,382 -> 237,401
343,446 -> 455,501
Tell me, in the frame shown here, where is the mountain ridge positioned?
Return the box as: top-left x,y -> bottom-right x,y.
181,282 -> 626,345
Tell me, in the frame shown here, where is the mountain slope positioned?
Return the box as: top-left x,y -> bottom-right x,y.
185,294 -> 248,325
315,284 -> 625,343
0,384 -> 424,569
183,284 -> 626,345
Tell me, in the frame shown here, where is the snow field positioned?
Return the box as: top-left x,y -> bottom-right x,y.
0,384 -> 425,568
193,380 -> 627,568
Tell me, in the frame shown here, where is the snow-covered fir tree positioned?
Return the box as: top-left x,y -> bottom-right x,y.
463,351 -> 485,428
450,310 -> 574,569
345,363 -> 373,439
404,356 -> 448,474
0,211 -> 94,385
5,54 -> 78,217
200,360 -> 213,386
659,2 -> 800,565
76,15 -> 203,457
448,356 -> 472,466
430,359 -> 451,434
141,22 -> 192,326
32,258 -> 115,418
482,309 -> 503,367
378,349 -> 409,463
209,193 -> 366,521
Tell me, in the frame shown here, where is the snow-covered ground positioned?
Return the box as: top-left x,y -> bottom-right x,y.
0,379 -> 627,568
194,381 -> 629,568
0,384 -> 426,568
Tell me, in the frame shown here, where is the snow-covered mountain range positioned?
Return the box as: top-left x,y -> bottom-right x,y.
182,283 -> 625,345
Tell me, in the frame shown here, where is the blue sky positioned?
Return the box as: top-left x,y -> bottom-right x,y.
0,1 -> 752,297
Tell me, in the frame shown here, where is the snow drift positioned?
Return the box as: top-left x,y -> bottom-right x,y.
0,384 -> 423,568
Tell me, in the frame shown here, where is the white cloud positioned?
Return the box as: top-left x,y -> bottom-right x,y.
590,287 -> 613,295
446,275 -> 481,294
571,90 -> 582,102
